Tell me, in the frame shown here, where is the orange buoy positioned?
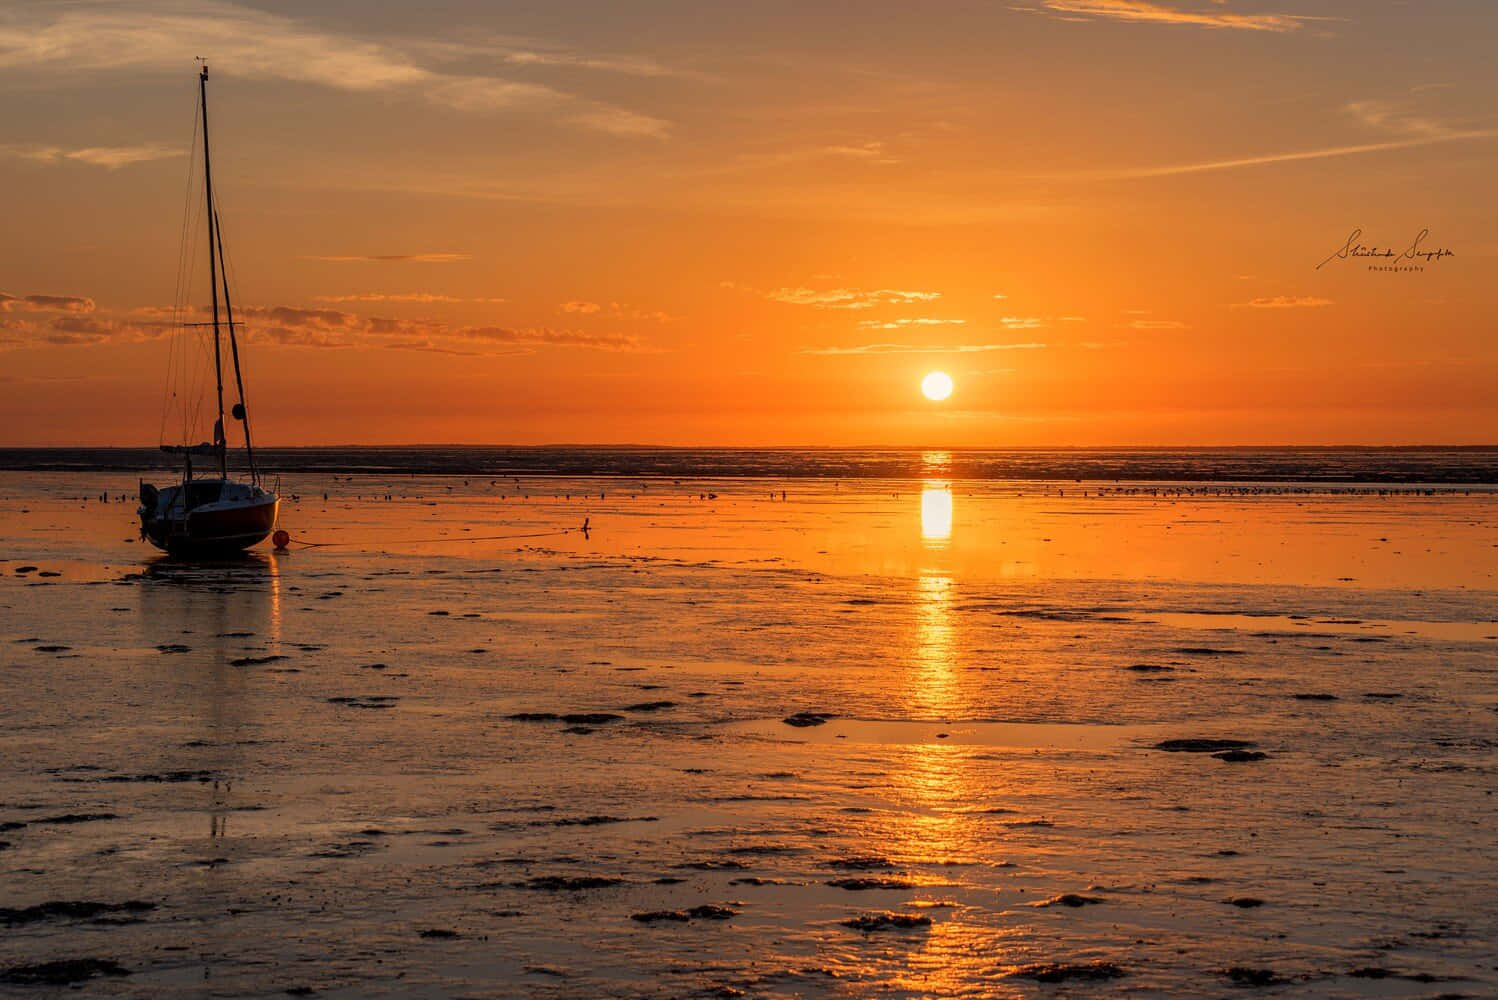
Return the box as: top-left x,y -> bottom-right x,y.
272,529 -> 290,550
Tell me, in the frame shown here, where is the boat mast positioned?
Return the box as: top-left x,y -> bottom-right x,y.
199,62 -> 228,480
213,206 -> 259,486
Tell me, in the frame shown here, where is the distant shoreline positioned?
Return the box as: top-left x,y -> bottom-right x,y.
2,446 -> 1496,484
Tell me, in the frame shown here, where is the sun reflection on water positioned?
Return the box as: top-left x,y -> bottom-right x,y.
921,486 -> 953,547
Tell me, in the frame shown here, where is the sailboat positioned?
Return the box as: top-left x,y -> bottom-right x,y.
139,65 -> 279,554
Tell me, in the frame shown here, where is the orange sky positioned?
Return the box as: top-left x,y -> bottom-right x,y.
2,1 -> 1495,446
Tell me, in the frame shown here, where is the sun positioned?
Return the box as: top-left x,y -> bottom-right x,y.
921,370 -> 954,401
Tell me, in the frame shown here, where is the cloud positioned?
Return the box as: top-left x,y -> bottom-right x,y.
767,287 -> 942,309
5,292 -> 645,354
501,48 -> 695,80
1029,1 -> 1312,32
0,0 -> 668,138
0,293 -> 97,312
568,107 -> 673,140
1345,100 -> 1452,139
1129,318 -> 1188,329
1068,129 -> 1498,181
461,326 -> 639,350
802,342 -> 1046,355
560,300 -> 602,314
857,318 -> 966,329
1000,316 -> 1047,330
245,307 -> 643,353
1232,296 -> 1333,309
312,292 -> 507,304
0,143 -> 183,168
300,253 -> 472,263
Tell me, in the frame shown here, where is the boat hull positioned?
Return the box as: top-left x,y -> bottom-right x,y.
142,494 -> 279,555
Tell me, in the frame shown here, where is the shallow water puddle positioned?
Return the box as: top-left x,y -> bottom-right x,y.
1144,611 -> 1498,643
724,718 -> 1170,749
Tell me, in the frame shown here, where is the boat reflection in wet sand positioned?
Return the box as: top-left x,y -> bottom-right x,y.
138,63 -> 279,555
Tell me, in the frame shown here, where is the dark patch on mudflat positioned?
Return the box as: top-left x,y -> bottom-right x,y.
543,815 -> 658,827
1125,663 -> 1175,672
155,644 -> 191,653
1293,693 -> 1338,701
623,701 -> 677,712
508,712 -> 559,721
520,875 -> 626,891
1,958 -> 131,985
1173,647 -> 1245,656
560,713 -> 624,725
1225,897 -> 1265,908
1154,738 -> 1257,753
1032,893 -> 1105,908
1,901 -> 155,926
631,909 -> 690,923
632,904 -> 737,928
36,813 -> 120,825
1009,962 -> 1124,983
783,711 -> 834,728
328,695 -> 399,709
1214,750 -> 1268,762
827,856 -> 897,870
101,770 -> 218,783
842,911 -> 932,931
418,928 -> 460,939
230,654 -> 288,667
1220,967 -> 1284,986
827,877 -> 914,891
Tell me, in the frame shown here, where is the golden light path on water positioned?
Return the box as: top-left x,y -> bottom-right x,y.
888,480 -> 1020,993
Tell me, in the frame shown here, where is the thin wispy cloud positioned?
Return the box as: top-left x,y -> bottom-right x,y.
857,318 -> 966,329
1070,130 -> 1498,181
1232,296 -> 1333,309
0,292 -> 97,312
1028,1 -> 1312,32
238,305 -> 645,352
502,49 -> 697,81
300,253 -> 472,264
560,301 -> 602,314
767,287 -> 941,309
802,342 -> 1045,355
312,292 -> 507,304
1000,316 -> 1047,330
0,143 -> 183,168
1129,318 -> 1188,329
3,295 -> 646,355
0,0 -> 669,138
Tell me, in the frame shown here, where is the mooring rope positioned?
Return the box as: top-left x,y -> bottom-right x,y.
281,527 -> 582,549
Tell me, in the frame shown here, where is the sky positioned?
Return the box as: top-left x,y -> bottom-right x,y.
2,0 -> 1495,446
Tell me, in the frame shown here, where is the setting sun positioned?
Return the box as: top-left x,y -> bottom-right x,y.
921,371 -> 955,402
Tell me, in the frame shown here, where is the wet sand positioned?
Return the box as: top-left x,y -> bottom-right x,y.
2,473 -> 1496,997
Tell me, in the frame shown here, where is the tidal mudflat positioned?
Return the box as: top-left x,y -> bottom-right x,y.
2,472 -> 1496,997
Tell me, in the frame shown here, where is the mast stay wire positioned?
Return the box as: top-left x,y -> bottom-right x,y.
161,86 -> 202,447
